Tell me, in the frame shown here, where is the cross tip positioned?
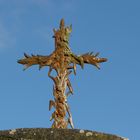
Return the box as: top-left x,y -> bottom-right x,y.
60,18 -> 65,29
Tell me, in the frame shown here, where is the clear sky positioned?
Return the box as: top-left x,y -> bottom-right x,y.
0,0 -> 139,139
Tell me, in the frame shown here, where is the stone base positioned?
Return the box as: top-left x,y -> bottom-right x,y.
0,128 -> 128,140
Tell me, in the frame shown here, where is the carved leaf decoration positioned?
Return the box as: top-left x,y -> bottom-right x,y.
17,53 -> 52,70
77,52 -> 107,69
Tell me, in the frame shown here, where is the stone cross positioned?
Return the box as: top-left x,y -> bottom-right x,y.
18,19 -> 107,129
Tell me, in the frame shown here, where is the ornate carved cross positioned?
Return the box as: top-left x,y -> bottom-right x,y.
18,19 -> 107,129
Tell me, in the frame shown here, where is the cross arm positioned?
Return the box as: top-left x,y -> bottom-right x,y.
17,53 -> 52,70
74,52 -> 107,69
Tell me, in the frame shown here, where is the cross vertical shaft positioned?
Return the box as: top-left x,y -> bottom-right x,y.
48,47 -> 74,128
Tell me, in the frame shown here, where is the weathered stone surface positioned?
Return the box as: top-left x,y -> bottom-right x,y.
0,128 -> 128,140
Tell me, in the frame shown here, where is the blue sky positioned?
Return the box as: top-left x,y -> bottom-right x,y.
0,0 -> 140,139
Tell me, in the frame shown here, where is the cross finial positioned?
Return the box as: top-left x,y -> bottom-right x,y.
60,18 -> 65,29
